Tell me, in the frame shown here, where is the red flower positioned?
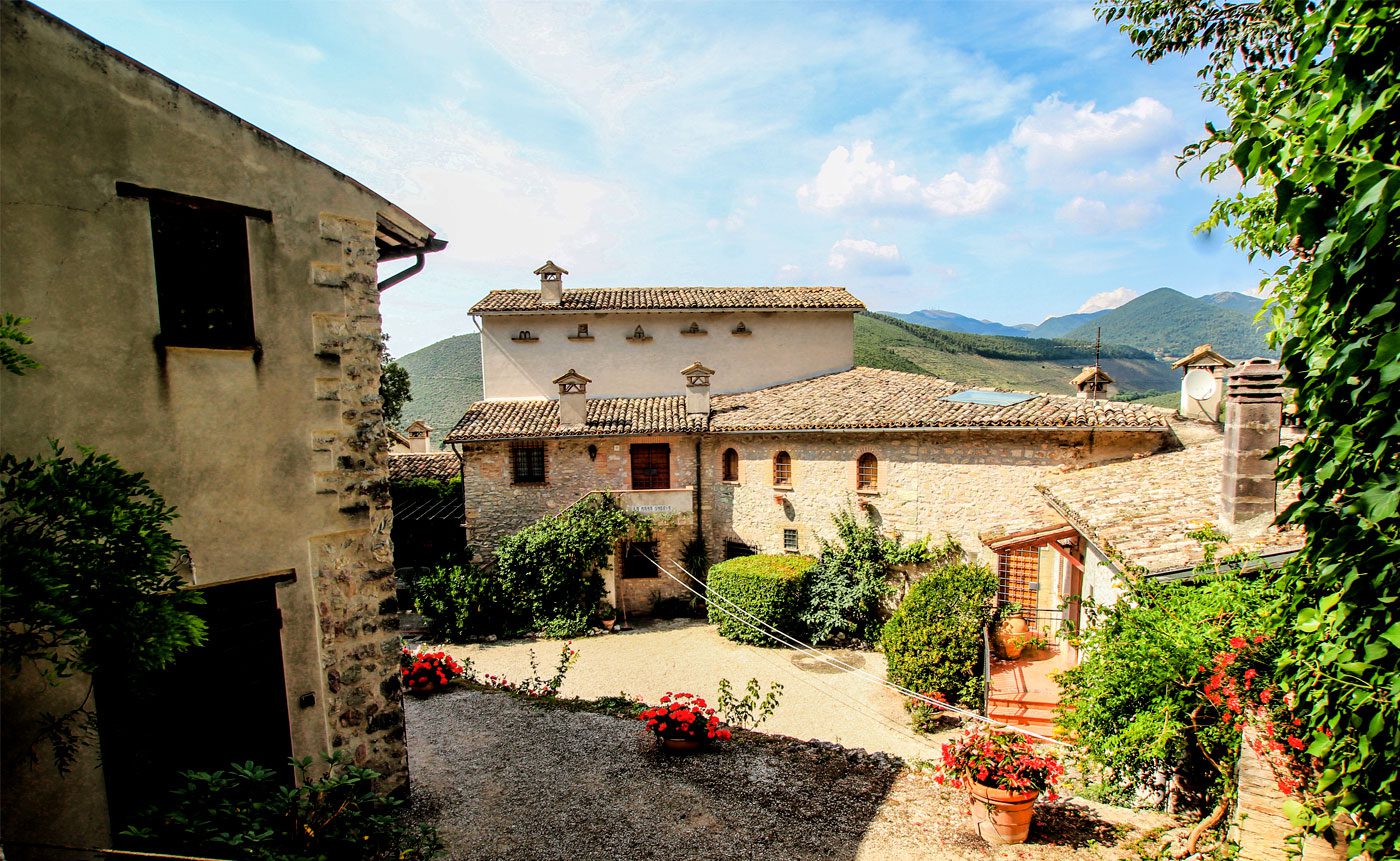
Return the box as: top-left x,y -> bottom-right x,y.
1229,636 -> 1247,649
1288,736 -> 1305,750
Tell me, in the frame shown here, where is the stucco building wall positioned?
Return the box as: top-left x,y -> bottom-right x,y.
1,4 -> 423,851
479,310 -> 855,400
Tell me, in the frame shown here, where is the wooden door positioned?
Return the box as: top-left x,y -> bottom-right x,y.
630,443 -> 671,490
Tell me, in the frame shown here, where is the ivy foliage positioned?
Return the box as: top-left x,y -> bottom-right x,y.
879,561 -> 996,706
799,510 -> 942,646
121,752 -> 442,861
1055,552 -> 1278,805
494,493 -> 649,635
0,442 -> 205,679
1097,0 -> 1398,852
706,554 -> 815,645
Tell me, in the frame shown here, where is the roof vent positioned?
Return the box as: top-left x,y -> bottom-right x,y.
534,260 -> 567,307
553,368 -> 590,429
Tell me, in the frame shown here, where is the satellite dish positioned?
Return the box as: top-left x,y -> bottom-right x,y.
1184,368 -> 1218,400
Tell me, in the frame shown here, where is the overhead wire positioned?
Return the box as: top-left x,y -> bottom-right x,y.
637,548 -> 1072,749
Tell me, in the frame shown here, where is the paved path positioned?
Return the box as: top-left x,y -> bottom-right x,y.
434,618 -> 949,762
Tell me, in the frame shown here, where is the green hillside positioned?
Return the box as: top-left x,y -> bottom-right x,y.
395,333 -> 483,447
1064,287 -> 1273,358
854,313 -> 1180,395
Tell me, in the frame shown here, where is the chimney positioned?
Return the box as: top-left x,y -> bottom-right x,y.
553,369 -> 591,429
534,260 -> 568,307
1220,359 -> 1284,536
1072,366 -> 1114,400
404,420 -> 434,453
682,361 -> 715,417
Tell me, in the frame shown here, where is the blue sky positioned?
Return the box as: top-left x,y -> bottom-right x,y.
43,0 -> 1267,354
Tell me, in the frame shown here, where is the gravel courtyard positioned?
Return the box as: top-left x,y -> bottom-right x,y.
407,688 -> 1172,861
432,618 -> 947,762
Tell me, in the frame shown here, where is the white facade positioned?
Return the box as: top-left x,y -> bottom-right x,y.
477,309 -> 855,400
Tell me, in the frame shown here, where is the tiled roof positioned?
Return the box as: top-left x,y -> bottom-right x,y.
470,286 -> 864,314
707,368 -> 1169,432
446,397 -> 705,442
445,368 -> 1170,442
388,452 -> 460,481
1037,432 -> 1303,574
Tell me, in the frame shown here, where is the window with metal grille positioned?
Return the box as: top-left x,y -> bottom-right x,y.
511,444 -> 546,484
857,452 -> 878,490
996,548 -> 1039,619
148,198 -> 256,349
722,448 -> 739,481
783,529 -> 799,552
773,451 -> 791,486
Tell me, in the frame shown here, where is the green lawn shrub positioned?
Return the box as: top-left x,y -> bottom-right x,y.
411,546 -> 505,639
880,561 -> 996,705
706,554 -> 815,646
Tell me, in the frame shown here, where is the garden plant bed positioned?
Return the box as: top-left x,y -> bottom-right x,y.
407,688 -> 1175,860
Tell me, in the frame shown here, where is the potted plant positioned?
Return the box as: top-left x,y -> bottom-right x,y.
936,724 -> 1063,845
400,646 -> 467,696
639,692 -> 731,752
994,602 -> 1031,659
598,601 -> 618,631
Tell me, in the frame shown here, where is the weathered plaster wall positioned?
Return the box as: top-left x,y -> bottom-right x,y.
701,430 -> 1172,565
0,4 -> 411,850
479,310 -> 855,400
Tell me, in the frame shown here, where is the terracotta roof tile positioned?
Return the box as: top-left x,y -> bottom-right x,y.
470,286 -> 864,314
388,452 -> 460,481
707,368 -> 1168,432
445,368 -> 1170,442
1037,433 -> 1302,574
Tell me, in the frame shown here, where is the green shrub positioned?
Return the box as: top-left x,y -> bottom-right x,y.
706,554 -> 814,645
121,751 -> 441,860
412,547 -> 504,640
880,561 -> 996,705
538,609 -> 590,640
494,493 -> 649,635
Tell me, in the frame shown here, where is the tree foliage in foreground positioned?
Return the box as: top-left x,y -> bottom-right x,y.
1098,0 -> 1398,854
379,333 -> 412,429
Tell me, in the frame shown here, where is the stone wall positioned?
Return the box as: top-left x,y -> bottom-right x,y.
1232,726 -> 1346,861
308,214 -> 406,789
701,429 -> 1170,564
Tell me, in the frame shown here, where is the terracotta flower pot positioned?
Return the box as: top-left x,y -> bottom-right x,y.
662,736 -> 702,752
995,617 -> 1030,660
408,680 -> 440,697
967,780 -> 1039,845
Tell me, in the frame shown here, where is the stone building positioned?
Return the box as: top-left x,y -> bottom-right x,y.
446,266 -> 1178,617
0,3 -> 442,854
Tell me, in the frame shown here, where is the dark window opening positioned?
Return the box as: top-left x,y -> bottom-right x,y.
724,540 -> 754,560
722,448 -> 739,481
512,444 -> 546,484
783,528 -> 799,552
773,451 -> 792,486
630,443 -> 671,490
857,453 -> 878,490
148,197 -> 256,349
623,541 -> 659,578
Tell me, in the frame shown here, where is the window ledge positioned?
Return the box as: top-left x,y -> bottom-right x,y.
720,480 -> 740,486
772,485 -> 793,492
567,335 -> 594,341
511,481 -> 548,487
856,489 -> 881,496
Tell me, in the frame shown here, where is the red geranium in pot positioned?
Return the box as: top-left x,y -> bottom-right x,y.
936,724 -> 1064,845
400,647 -> 466,696
639,692 -> 731,752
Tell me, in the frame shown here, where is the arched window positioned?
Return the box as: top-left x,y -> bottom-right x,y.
773,451 -> 792,486
857,452 -> 878,490
722,448 -> 739,481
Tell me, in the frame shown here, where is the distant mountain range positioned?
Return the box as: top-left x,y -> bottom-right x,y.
886,288 -> 1271,358
393,333 -> 482,445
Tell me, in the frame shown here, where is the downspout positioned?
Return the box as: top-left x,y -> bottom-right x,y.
693,439 -> 704,546
378,251 -> 425,292
449,440 -> 468,554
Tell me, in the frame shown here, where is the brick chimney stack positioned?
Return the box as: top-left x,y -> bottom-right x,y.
553,369 -> 590,429
1220,359 -> 1284,536
404,420 -> 434,453
534,260 -> 567,307
681,361 -> 715,417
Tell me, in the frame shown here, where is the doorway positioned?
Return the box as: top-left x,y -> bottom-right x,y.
630,443 -> 671,490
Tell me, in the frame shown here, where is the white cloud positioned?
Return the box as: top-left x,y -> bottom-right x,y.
827,239 -> 909,275
1055,196 -> 1160,232
779,263 -> 801,274
1076,287 -> 1139,314
708,195 -> 758,232
798,140 -> 1007,218
1012,96 -> 1177,181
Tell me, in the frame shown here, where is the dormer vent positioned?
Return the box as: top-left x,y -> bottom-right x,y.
553,368 -> 591,429
534,260 -> 568,307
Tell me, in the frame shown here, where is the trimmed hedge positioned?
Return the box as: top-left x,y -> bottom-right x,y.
880,561 -> 996,705
706,554 -> 815,646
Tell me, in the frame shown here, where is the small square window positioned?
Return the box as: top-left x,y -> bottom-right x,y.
783,529 -> 799,552
512,444 -> 546,484
148,198 -> 255,349
577,323 -> 589,337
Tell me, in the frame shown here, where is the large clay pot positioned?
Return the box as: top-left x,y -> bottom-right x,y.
662,737 -> 702,752
967,780 -> 1039,845
995,617 -> 1030,660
